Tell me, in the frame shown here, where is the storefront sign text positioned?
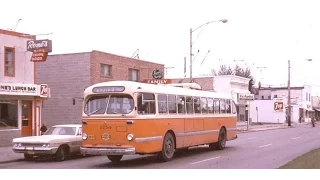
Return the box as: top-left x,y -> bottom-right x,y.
238,93 -> 254,101
142,79 -> 172,84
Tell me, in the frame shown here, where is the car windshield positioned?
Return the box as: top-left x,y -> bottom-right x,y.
84,94 -> 134,115
44,126 -> 77,135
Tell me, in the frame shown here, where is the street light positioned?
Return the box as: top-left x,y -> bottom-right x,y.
189,19 -> 228,81
287,58 -> 313,126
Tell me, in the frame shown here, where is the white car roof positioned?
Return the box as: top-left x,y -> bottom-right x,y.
52,124 -> 81,128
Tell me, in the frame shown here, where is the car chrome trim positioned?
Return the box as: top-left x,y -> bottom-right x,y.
80,147 -> 136,156
135,136 -> 162,142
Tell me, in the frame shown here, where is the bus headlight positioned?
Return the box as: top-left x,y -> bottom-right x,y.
127,133 -> 134,141
82,133 -> 88,140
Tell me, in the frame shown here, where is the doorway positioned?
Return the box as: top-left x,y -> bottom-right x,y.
21,100 -> 33,137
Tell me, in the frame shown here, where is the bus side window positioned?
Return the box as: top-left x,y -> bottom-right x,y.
158,94 -> 168,114
207,98 -> 214,114
168,95 -> 177,114
201,97 -> 208,114
194,97 -> 201,114
231,100 -> 237,114
177,96 -> 185,114
226,100 -> 231,114
214,99 -> 220,114
186,96 -> 193,114
137,93 -> 155,114
220,99 -> 226,114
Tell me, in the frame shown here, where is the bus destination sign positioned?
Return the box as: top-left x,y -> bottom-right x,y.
92,86 -> 125,93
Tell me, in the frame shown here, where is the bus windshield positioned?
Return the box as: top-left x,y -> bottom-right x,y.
84,94 -> 134,116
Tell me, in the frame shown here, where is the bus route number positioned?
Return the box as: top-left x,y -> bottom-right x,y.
100,125 -> 111,130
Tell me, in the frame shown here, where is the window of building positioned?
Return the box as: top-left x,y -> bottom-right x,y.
100,64 -> 112,77
262,96 -> 264,100
4,47 -> 15,77
0,100 -> 18,129
268,96 -> 271,100
274,95 -> 277,98
128,69 -> 139,82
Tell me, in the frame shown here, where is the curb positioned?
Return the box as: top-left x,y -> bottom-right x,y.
237,126 -> 294,134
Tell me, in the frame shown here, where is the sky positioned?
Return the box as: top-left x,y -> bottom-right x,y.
2,0 -> 320,94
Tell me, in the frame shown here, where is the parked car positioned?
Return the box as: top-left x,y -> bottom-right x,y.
12,124 -> 82,161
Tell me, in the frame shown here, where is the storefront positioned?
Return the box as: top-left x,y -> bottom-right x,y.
0,83 -> 49,145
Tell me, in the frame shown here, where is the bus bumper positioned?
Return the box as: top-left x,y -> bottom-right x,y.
80,147 -> 136,156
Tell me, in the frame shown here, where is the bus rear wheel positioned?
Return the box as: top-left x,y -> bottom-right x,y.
107,155 -> 123,163
158,132 -> 175,162
209,128 -> 227,150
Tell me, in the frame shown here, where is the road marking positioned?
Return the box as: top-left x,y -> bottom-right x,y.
259,143 -> 272,148
292,136 -> 301,140
189,156 -> 220,165
247,137 -> 257,140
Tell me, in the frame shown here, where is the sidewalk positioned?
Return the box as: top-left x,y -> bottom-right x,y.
0,146 -> 23,164
237,122 -> 309,133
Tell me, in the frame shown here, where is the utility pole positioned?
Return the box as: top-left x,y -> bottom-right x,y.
189,28 -> 193,81
287,60 -> 291,126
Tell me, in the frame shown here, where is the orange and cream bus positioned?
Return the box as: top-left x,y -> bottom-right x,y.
80,81 -> 238,163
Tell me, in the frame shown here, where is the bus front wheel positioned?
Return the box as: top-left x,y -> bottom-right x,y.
107,155 -> 123,163
158,132 -> 175,162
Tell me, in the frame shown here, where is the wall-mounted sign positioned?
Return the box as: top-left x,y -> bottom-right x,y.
152,69 -> 163,79
30,48 -> 49,62
0,83 -> 49,97
0,83 -> 37,96
26,39 -> 52,62
238,93 -> 254,101
27,39 -> 52,52
142,79 -> 172,84
274,102 -> 284,112
40,84 -> 49,98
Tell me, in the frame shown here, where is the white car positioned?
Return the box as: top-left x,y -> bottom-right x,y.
12,124 -> 82,161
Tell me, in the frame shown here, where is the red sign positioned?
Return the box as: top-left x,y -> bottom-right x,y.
30,48 -> 49,62
40,84 -> 49,98
274,102 -> 284,112
142,79 -> 172,84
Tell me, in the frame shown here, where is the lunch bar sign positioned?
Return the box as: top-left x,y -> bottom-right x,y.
26,39 -> 52,62
0,83 -> 49,97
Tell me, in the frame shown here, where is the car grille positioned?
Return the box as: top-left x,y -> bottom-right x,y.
21,143 -> 43,147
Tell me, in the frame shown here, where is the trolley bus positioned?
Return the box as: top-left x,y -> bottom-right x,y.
80,81 -> 238,163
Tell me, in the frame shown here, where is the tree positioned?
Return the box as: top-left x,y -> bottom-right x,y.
218,65 -> 233,75
234,65 -> 252,79
217,64 -> 253,79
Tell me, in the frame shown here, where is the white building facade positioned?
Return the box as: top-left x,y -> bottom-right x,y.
0,29 -> 49,146
251,86 -> 313,124
212,75 -> 252,122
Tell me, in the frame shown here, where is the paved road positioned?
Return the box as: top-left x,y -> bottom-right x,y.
1,124 -> 320,169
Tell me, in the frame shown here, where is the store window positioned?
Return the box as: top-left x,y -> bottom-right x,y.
0,100 -> 18,129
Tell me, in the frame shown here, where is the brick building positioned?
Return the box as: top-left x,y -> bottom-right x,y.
36,50 -> 164,126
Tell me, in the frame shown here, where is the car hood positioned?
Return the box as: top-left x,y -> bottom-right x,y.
12,135 -> 76,144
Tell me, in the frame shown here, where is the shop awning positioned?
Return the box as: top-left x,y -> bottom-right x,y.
314,108 -> 320,112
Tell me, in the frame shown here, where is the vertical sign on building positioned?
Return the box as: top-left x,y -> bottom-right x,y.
26,39 -> 52,62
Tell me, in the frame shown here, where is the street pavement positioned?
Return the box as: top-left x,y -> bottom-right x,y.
0,123 -> 319,169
